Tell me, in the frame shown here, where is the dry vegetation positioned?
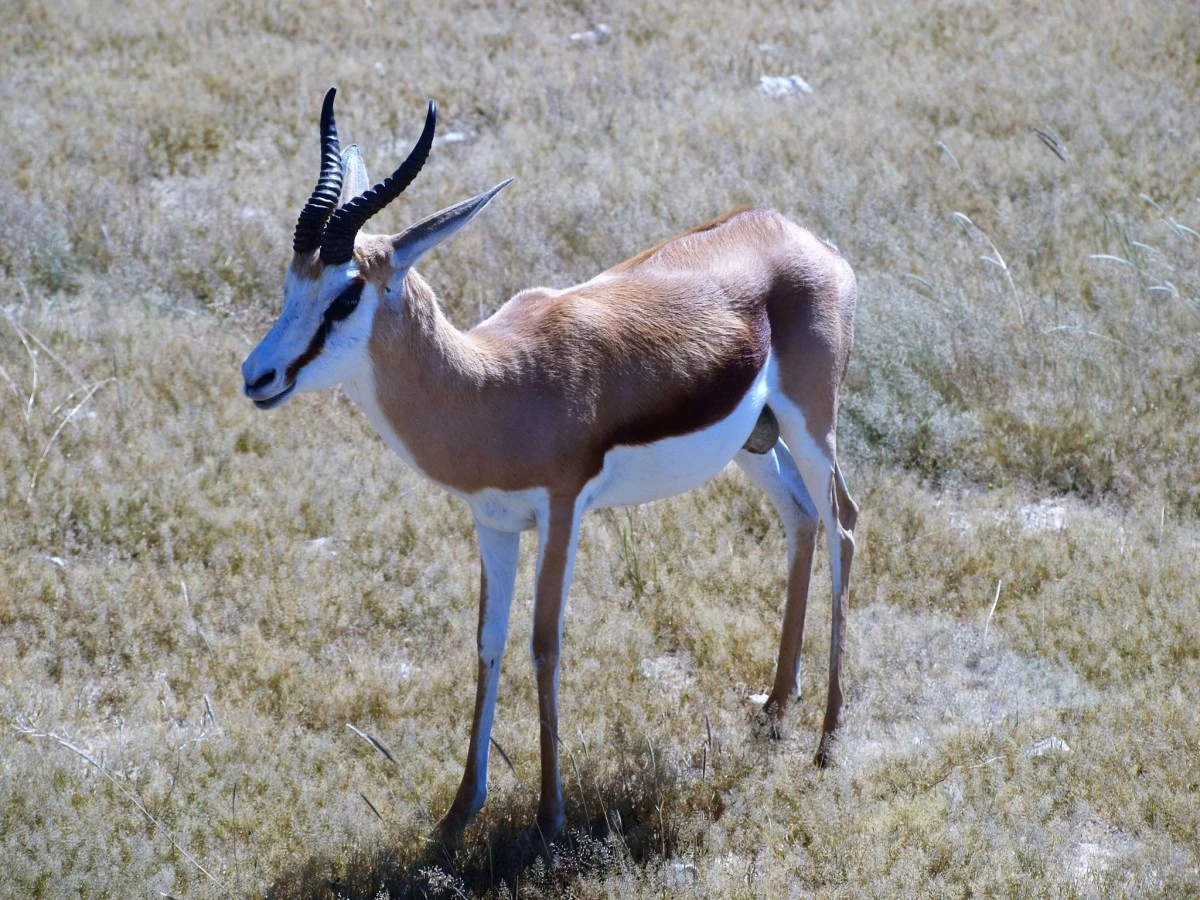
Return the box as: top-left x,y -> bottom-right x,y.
2,0 -> 1199,896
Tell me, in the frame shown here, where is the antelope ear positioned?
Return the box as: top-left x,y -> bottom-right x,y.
337,145 -> 370,207
390,179 -> 512,270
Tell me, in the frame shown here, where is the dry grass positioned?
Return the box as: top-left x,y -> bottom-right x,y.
2,0 -> 1198,896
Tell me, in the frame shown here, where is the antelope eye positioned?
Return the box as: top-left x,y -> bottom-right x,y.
325,280 -> 364,322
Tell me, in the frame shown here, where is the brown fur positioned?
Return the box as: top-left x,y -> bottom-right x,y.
353,235 -> 399,290
366,208 -> 854,496
610,206 -> 757,272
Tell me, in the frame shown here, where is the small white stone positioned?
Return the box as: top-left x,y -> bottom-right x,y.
305,537 -> 338,556
748,692 -> 770,705
1026,735 -> 1071,757
758,75 -> 813,98
569,23 -> 612,47
1018,501 -> 1067,532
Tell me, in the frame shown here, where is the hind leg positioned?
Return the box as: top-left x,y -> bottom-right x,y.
770,403 -> 857,766
736,445 -> 820,737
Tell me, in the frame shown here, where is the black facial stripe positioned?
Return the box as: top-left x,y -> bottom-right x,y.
282,279 -> 365,384
325,278 -> 364,322
285,318 -> 331,384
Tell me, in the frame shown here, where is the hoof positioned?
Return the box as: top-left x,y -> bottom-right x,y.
533,810 -> 563,859
432,814 -> 469,854
434,786 -> 486,852
813,735 -> 837,768
752,696 -> 788,740
431,829 -> 462,856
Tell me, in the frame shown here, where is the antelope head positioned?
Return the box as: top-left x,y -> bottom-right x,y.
241,87 -> 510,409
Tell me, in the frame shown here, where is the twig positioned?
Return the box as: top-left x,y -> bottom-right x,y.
10,282 -> 87,388
28,377 -> 116,498
489,736 -> 518,782
1030,126 -> 1067,162
935,140 -> 960,171
1088,253 -> 1134,267
983,579 -> 1003,647
360,792 -> 385,822
346,723 -> 397,765
0,308 -> 38,427
345,723 -> 445,855
922,754 -> 1005,790
567,748 -> 590,824
952,213 -> 1024,326
13,723 -> 230,894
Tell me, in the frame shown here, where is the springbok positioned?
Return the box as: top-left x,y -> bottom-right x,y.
242,88 -> 858,844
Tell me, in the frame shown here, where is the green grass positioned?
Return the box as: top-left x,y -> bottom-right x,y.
2,0 -> 1199,896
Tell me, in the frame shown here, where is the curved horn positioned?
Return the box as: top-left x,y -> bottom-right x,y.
292,87 -> 344,255
320,100 -> 437,267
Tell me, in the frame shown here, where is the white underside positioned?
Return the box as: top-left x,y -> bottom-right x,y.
582,359 -> 772,512
346,357 -> 774,533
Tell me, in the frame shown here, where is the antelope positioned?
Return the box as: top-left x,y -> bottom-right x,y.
241,88 -> 858,845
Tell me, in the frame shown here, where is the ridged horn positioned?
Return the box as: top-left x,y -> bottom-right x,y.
292,87 -> 343,255
320,100 -> 437,267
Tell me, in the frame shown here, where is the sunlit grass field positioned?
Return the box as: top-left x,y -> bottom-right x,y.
2,0 -> 1198,896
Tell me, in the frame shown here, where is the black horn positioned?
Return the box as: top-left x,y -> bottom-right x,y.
292,87 -> 344,255
320,101 -> 437,267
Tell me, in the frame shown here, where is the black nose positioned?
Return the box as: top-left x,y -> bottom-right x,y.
246,370 -> 275,391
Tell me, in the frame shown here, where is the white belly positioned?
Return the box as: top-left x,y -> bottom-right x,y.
348,358 -> 771,532
581,358 -> 770,511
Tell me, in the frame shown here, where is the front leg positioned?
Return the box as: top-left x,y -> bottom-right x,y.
530,496 -> 583,842
436,521 -> 520,845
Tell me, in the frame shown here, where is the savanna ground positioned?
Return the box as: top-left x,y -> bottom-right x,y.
2,0 -> 1199,896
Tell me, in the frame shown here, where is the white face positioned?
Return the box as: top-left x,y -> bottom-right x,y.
241,261 -> 380,409
240,166 -> 509,411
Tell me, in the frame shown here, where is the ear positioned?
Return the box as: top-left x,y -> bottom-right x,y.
338,145 -> 371,207
390,179 -> 512,270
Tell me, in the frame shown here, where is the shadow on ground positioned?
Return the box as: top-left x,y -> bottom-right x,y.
266,740 -> 694,899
